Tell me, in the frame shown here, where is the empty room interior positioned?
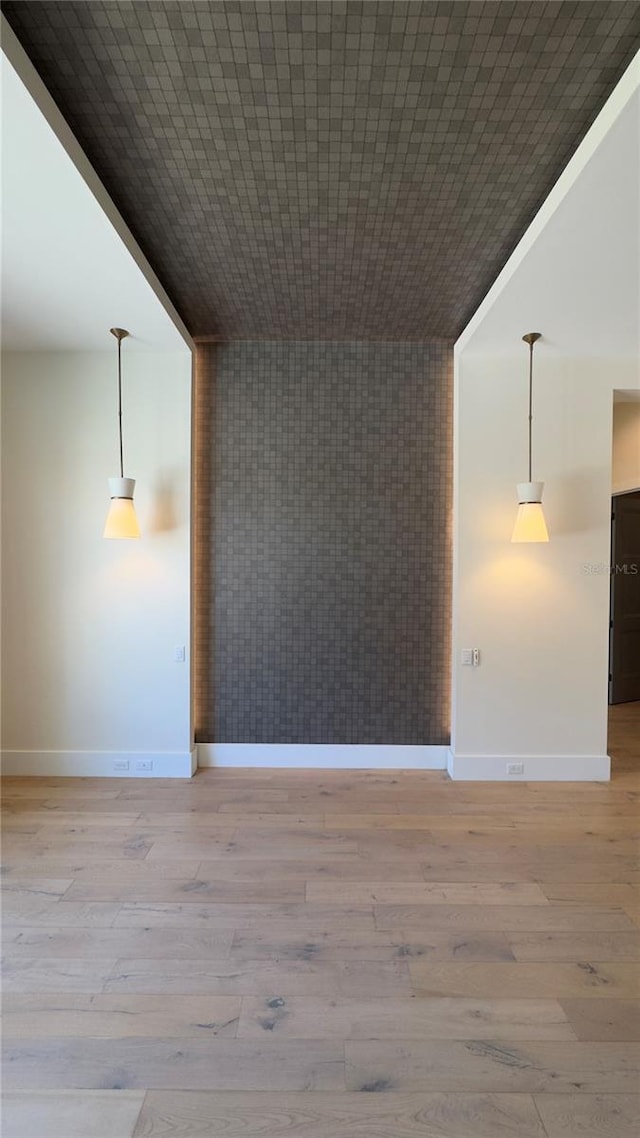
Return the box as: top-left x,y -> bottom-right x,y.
2,2 -> 640,1137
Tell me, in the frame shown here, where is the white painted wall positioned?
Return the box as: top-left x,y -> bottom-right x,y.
450,54 -> 640,780
612,401 -> 640,494
1,349 -> 194,777
451,353 -> 638,780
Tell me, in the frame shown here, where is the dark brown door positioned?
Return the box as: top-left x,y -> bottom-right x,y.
609,490 -> 640,704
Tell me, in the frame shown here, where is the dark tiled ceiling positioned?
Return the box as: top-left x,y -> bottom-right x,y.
3,1 -> 639,340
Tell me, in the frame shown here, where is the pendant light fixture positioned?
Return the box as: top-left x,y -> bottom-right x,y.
511,331 -> 549,543
103,327 -> 141,539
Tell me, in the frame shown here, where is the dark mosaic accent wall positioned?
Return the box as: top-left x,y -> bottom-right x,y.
200,341 -> 452,744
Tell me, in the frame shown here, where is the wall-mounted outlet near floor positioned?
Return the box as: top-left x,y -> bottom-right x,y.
113,759 -> 130,772
462,648 -> 481,666
507,762 -> 525,776
135,759 -> 154,772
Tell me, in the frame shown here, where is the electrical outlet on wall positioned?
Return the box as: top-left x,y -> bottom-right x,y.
135,759 -> 154,772
113,759 -> 129,772
507,762 -> 525,776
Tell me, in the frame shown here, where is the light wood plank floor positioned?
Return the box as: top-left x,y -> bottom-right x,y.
1,708 -> 638,1137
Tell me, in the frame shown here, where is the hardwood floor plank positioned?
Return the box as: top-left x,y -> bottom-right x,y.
0,823 -> 41,834
560,999 -> 640,1041
2,895 -> 121,928
528,860 -> 640,885
2,860 -> 201,883
231,825 -> 361,847
34,825 -> 234,847
1,842 -> 152,864
39,800 -> 152,815
2,811 -> 143,829
4,777 -> 142,794
114,902 -> 375,930
359,834 -> 640,859
197,858 -> 427,882
146,837 -> 360,862
2,995 -> 241,1038
143,833 -> 241,860
103,958 -> 410,997
542,883 -> 640,922
307,882 -> 549,905
138,813 -> 326,830
63,878 -> 307,904
416,863 -> 543,884
409,960 -> 640,999
131,1091 -> 547,1137
1,1091 -> 145,1138
326,813 -> 640,833
117,787 -> 290,805
374,905 -> 636,931
238,995 -> 575,1041
219,798 -> 406,815
419,858 -> 640,884
534,1094 -> 640,1137
4,792 -> 122,809
345,1040 -> 640,1093
3,782 -> 122,799
2,1038 -> 346,1091
509,930 -> 640,961
325,814 -> 479,830
453,837 -> 637,857
1,878 -> 75,898
4,926 -> 233,959
1,957 -> 119,993
229,929 -> 515,963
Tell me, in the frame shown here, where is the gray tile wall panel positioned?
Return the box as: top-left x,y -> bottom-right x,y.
204,340 -> 452,744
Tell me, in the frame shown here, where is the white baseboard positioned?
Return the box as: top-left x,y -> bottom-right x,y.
198,743 -> 448,770
0,749 -> 197,778
447,750 -> 611,781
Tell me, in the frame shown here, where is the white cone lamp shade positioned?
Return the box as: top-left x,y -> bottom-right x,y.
104,477 -> 141,539
512,481 -> 549,543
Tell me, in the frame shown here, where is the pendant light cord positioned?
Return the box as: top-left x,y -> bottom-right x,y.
117,334 -> 123,482
110,328 -> 129,478
526,336 -> 530,480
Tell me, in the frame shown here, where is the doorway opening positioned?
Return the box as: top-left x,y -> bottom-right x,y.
608,392 -> 640,773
